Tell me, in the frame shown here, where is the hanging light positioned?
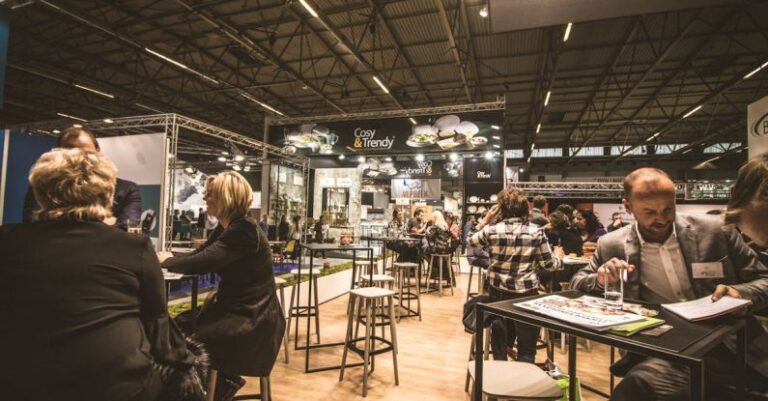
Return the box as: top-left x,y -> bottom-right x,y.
479,5 -> 488,18
563,22 -> 573,42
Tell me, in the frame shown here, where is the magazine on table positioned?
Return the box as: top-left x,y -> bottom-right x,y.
662,295 -> 751,322
515,295 -> 647,331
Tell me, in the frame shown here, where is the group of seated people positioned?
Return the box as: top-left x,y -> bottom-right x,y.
466,156 -> 768,401
1,127 -> 285,401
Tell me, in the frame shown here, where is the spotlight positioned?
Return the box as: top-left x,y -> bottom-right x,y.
73,124 -> 83,128
415,154 -> 425,162
358,156 -> 366,163
217,156 -> 227,162
449,153 -> 458,161
234,154 -> 245,162
52,129 -> 61,134
339,154 -> 345,160
479,5 -> 488,18
484,151 -> 494,160
491,125 -> 500,130
385,157 -> 392,162
232,164 -> 242,171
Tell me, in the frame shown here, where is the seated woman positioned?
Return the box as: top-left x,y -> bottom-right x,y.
546,210 -> 584,256
0,149 -> 198,401
574,209 -> 607,243
158,172 -> 284,401
423,211 -> 454,281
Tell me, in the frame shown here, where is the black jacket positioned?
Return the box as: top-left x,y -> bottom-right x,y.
0,221 -> 190,401
23,178 -> 143,230
162,217 -> 284,377
546,228 -> 584,256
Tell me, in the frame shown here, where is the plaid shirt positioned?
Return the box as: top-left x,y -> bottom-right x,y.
470,217 -> 561,293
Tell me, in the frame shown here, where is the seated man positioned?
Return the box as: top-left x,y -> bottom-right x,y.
571,167 -> 768,401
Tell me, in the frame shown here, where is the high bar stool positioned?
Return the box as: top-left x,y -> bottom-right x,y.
392,262 -> 421,321
287,267 -> 322,348
466,360 -> 562,401
425,253 -> 454,296
339,286 -> 400,397
352,260 -> 377,289
274,276 -> 290,364
206,370 -> 271,401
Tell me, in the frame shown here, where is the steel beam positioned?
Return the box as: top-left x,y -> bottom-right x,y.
434,0 -> 472,103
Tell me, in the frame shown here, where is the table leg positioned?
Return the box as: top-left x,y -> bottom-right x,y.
568,334 -> 577,401
369,249 -> 374,282
305,251 -> 315,373
689,360 -> 704,401
473,307 -> 484,401
736,325 -> 746,400
190,277 -> 199,331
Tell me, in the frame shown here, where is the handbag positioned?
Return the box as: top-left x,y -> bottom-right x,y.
154,336 -> 210,401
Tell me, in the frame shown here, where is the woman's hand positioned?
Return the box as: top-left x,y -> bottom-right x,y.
156,251 -> 174,263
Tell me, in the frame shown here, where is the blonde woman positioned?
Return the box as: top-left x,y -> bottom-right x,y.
424,210 -> 452,255
158,171 -> 284,401
0,149 -> 195,401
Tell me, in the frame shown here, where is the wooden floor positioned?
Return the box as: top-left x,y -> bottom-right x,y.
238,272 -> 618,401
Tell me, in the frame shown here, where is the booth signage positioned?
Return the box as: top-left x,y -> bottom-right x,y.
336,177 -> 353,187
748,95 -> 768,159
464,158 -> 503,182
353,128 -> 395,150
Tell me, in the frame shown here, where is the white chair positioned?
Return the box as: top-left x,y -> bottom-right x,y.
467,360 -> 562,401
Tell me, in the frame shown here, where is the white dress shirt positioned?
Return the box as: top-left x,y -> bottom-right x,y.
636,224 -> 696,303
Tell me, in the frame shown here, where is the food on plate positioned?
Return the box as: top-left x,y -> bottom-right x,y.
470,136 -> 488,146
439,130 -> 455,138
437,138 -> 460,150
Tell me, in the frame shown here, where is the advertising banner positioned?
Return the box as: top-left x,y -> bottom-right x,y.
748,95 -> 768,159
269,111 -> 503,156
390,178 -> 442,200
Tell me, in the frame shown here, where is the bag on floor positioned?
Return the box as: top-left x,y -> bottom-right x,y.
462,295 -> 493,333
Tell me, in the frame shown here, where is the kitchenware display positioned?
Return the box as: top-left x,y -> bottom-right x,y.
457,121 -> 479,136
470,136 -> 488,145
469,196 -> 479,203
490,194 -> 498,202
467,205 -> 477,213
434,115 -> 460,131
478,206 -> 488,213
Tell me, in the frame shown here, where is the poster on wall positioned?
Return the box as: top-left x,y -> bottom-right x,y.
390,178 -> 442,200
748,95 -> 768,159
268,110 -> 503,156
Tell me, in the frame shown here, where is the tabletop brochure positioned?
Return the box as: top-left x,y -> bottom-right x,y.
515,295 -> 646,331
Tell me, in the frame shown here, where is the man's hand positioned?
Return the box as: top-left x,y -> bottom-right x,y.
156,251 -> 173,263
103,216 -> 117,226
483,205 -> 501,226
711,284 -> 741,301
596,258 -> 635,287
553,246 -> 565,259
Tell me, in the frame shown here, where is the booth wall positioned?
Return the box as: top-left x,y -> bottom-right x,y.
1,131 -> 57,224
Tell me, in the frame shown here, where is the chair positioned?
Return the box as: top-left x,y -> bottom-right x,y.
274,276 -> 289,364
287,267 -> 322,348
466,360 -> 562,401
425,253 -> 454,296
206,370 -> 271,401
392,262 -> 421,321
339,287 -> 399,397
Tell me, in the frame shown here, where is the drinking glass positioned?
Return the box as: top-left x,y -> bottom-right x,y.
604,267 -> 624,312
126,219 -> 142,235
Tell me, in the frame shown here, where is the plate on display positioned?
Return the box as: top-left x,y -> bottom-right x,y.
470,136 -> 488,146
469,196 -> 479,203
457,121 -> 480,136
434,115 -> 460,131
478,206 -> 488,213
490,194 -> 498,202
467,206 -> 477,213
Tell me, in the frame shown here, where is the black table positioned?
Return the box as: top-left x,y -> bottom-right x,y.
296,242 -> 375,373
164,273 -> 200,329
474,290 -> 747,401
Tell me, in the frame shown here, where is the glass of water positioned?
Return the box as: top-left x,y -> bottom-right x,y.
126,219 -> 142,235
604,267 -> 624,312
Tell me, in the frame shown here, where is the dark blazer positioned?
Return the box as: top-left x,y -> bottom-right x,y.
571,214 -> 768,376
0,221 -> 189,401
162,217 -> 284,377
23,178 -> 143,230
547,228 -> 584,256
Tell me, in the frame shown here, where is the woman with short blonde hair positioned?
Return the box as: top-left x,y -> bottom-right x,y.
160,170 -> 284,398
29,148 -> 116,222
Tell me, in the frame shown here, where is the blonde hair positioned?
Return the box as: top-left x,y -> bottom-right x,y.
726,154 -> 768,224
29,148 -> 116,222
206,171 -> 253,221
431,210 -> 449,230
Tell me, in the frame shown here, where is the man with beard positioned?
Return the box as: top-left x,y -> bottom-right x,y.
571,167 -> 768,401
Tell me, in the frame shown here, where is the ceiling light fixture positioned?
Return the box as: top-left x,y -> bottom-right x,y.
682,105 -> 702,119
492,136 -> 501,140
491,125 -> 500,130
232,164 -> 242,171
103,118 -> 114,123
74,84 -> 114,99
544,90 -> 551,107
221,151 -> 229,155
72,124 -> 82,128
563,22 -> 573,42
135,103 -> 164,114
415,154 -> 425,162
479,5 -> 488,18
56,112 -> 86,122
409,117 -> 417,125
449,153 -> 458,161
234,154 -> 245,162
239,91 -> 286,117
217,156 -> 227,162
298,0 -> 319,18
338,154 -> 345,160
484,151 -> 494,160
646,132 -> 661,142
52,129 -> 61,134
372,76 -> 390,94
744,61 -> 768,80
144,47 -> 219,85
358,156 -> 366,163
536,123 -> 541,134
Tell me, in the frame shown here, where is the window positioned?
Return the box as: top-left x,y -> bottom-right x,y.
655,144 -> 687,154
505,149 -> 524,158
531,148 -> 562,158
610,146 -> 646,156
569,146 -> 604,157
703,142 -> 741,154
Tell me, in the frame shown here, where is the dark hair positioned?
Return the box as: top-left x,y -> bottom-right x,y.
548,211 -> 569,230
392,208 -> 401,219
555,203 -> 574,218
623,167 -> 672,199
726,153 -> 768,224
414,208 -> 423,217
578,210 -> 601,235
497,187 -> 529,219
532,195 -> 547,209
612,212 -> 622,218
58,127 -> 100,151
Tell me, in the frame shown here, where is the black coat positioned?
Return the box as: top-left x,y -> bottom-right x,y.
23,178 -> 143,230
0,221 -> 191,401
162,217 -> 284,377
547,228 -> 584,256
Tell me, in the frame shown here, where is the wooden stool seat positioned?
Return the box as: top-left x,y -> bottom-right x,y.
360,274 -> 396,283
350,286 -> 395,298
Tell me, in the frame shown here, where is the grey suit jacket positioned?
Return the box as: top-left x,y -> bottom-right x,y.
571,213 -> 768,376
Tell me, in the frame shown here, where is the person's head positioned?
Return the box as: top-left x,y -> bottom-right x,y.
431,210 -> 448,230
280,215 -> 287,224
174,209 -> 180,216
199,207 -> 203,212
555,203 -> 574,219
496,187 -> 529,219
203,171 -> 253,222
548,211 -> 569,230
29,148 -> 116,222
392,208 -> 401,221
575,210 -> 600,234
468,215 -> 476,224
612,212 -> 623,221
292,215 -> 301,226
532,195 -> 547,210
622,167 -> 676,242
261,214 -> 268,222
726,154 -> 768,247
57,127 -> 100,152
414,208 -> 424,220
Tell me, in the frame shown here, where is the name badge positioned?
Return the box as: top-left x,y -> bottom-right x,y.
692,262 -> 724,279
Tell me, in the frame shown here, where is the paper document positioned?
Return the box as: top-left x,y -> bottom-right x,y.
662,295 -> 751,322
515,295 -> 646,331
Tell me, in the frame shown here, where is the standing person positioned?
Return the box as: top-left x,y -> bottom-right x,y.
571,167 -> 768,401
462,215 -> 477,253
158,172 -> 285,401
289,215 -> 303,241
314,215 -> 326,243
23,127 -> 143,231
173,209 -> 181,222
530,195 -> 549,227
470,188 -> 563,363
259,214 -> 269,237
277,215 -> 290,242
574,209 -> 607,242
424,211 -> 453,255
607,211 -> 629,232
1,149 -> 201,401
197,207 -> 206,230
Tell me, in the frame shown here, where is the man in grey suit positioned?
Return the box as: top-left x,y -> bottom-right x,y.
571,167 -> 768,401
